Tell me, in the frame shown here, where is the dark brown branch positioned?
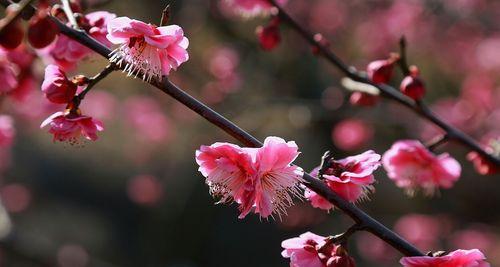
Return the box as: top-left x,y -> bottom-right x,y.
0,0 -> 34,34
398,36 -> 411,76
160,4 -> 171,26
426,134 -> 449,152
0,2 -> 425,257
76,63 -> 117,103
268,0 -> 500,167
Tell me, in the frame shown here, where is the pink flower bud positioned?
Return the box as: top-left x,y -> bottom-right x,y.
41,64 -> 77,104
349,92 -> 379,106
326,246 -> 356,267
256,18 -> 281,51
400,66 -> 425,100
367,56 -> 398,84
28,11 -> 59,49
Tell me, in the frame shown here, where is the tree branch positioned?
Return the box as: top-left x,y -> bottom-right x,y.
61,0 -> 80,29
0,2 -> 425,257
268,0 -> 500,167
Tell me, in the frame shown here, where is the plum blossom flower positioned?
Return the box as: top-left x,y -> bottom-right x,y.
225,0 -> 287,17
282,232 -> 355,267
196,136 -> 303,219
0,58 -> 18,93
400,249 -> 490,267
107,17 -> 189,81
305,150 -> 381,211
41,65 -> 77,104
40,109 -> 104,144
382,140 -> 461,196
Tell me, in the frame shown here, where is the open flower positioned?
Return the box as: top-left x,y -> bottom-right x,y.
225,0 -> 288,17
40,110 -> 104,144
282,232 -> 356,267
41,64 -> 77,104
305,150 -> 381,211
400,249 -> 490,267
382,140 -> 461,196
195,136 -> 302,219
107,17 -> 189,81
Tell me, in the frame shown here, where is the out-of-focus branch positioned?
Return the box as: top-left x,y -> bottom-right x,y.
0,0 -> 34,34
61,0 -> 80,29
268,0 -> 500,167
0,1 -> 425,257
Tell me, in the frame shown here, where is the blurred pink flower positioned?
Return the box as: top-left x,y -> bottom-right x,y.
123,96 -> 173,142
0,183 -> 31,213
225,0 -> 287,17
79,90 -> 117,121
382,140 -> 461,196
41,65 -> 77,104
85,11 -> 117,46
127,175 -> 164,206
282,232 -> 355,267
256,18 -> 281,51
0,58 -> 18,93
40,11 -> 115,70
394,214 -> 441,251
196,136 -> 302,219
208,46 -> 240,80
467,151 -> 499,176
107,17 -> 189,81
450,227 -> 496,254
400,249 -> 490,267
0,115 -> 15,147
356,232 -> 397,263
332,119 -> 373,151
367,57 -> 397,84
40,110 -> 104,144
305,150 -> 380,211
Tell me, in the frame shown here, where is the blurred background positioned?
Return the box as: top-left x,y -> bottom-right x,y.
0,0 -> 499,266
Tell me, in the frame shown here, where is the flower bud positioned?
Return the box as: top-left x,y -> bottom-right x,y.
326,246 -> 356,267
28,11 -> 59,49
467,151 -> 499,175
349,91 -> 379,106
367,55 -> 398,84
0,19 -> 24,50
256,17 -> 281,51
400,66 -> 425,100
41,65 -> 77,104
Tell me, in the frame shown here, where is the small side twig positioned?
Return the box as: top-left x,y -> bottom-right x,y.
61,0 -> 80,30
0,0 -> 34,35
160,4 -> 171,26
74,63 -> 116,105
398,36 -> 411,76
318,150 -> 334,178
318,224 -> 365,252
426,134 -> 449,152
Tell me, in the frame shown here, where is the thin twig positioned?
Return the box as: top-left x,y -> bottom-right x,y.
426,134 -> 449,152
76,63 -> 116,102
268,0 -> 500,167
160,4 -> 171,26
318,223 -> 365,252
61,0 -> 80,29
398,36 -> 411,76
0,0 -> 34,35
0,1 -> 427,257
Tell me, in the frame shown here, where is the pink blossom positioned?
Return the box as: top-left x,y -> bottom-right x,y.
107,17 -> 189,81
127,175 -> 164,206
249,136 -> 303,218
0,58 -> 18,93
41,11 -> 115,70
382,140 -> 461,196
41,65 -> 77,104
123,96 -> 173,142
332,119 -> 373,151
196,136 -> 303,219
305,150 -> 380,211
225,0 -> 287,17
282,232 -> 356,267
40,110 -> 104,144
394,214 -> 442,251
400,249 -> 490,267
0,115 -> 15,147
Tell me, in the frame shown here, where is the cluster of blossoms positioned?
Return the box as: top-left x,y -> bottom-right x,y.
224,0 -> 287,17
304,150 -> 381,210
196,136 -> 303,219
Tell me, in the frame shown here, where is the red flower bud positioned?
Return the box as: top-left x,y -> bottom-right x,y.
400,66 -> 425,100
42,65 -> 77,104
28,11 -> 59,49
349,92 -> 379,106
326,246 -> 356,267
256,18 -> 281,51
467,151 -> 499,175
367,55 -> 398,84
0,19 -> 24,50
